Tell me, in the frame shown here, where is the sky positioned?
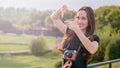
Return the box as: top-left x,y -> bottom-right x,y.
0,0 -> 119,11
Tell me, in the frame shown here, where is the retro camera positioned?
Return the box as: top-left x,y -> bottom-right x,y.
63,50 -> 77,61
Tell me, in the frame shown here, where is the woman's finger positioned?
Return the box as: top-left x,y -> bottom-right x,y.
61,5 -> 68,18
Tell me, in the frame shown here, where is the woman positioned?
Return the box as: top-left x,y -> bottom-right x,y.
51,5 -> 100,68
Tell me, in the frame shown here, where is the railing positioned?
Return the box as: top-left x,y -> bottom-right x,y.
87,58 -> 120,68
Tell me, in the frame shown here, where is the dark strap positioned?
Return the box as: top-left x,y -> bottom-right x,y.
64,43 -> 81,53
77,45 -> 81,53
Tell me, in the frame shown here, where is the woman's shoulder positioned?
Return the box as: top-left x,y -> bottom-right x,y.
92,34 -> 100,43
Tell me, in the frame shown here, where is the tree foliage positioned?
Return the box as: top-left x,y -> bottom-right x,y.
95,6 -> 120,30
104,33 -> 120,60
106,8 -> 120,31
92,6 -> 120,63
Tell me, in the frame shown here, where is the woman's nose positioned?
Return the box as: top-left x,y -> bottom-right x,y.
77,19 -> 82,24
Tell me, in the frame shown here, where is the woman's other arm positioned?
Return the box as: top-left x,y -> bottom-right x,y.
68,21 -> 99,55
75,29 -> 98,55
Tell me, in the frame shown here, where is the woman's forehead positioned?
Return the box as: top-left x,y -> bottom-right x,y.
77,10 -> 87,16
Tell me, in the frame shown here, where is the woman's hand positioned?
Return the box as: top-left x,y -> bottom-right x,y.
61,5 -> 73,18
61,5 -> 70,18
66,21 -> 80,31
50,5 -> 70,19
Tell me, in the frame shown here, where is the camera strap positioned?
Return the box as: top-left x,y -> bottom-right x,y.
63,60 -> 72,68
64,43 -> 81,53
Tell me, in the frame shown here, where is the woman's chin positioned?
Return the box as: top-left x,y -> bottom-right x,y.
79,27 -> 83,29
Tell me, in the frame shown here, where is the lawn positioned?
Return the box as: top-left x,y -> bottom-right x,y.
0,34 -> 33,43
0,34 -> 56,45
0,55 -> 62,68
0,55 -> 120,68
0,34 -> 57,52
0,45 -> 29,52
0,34 -> 60,68
93,62 -> 120,68
0,34 -> 119,68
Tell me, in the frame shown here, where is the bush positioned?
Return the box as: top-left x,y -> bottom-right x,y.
92,31 -> 111,63
55,61 -> 62,68
91,24 -> 116,63
105,36 -> 120,60
30,36 -> 46,56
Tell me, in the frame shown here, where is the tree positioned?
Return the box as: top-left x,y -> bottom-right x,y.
12,16 -> 32,34
92,24 -> 112,62
106,8 -> 120,31
44,16 -> 54,28
95,6 -> 115,29
104,33 -> 120,60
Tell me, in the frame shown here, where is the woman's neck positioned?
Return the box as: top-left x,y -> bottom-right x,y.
81,29 -> 86,35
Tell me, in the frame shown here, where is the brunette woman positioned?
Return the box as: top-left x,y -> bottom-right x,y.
50,5 -> 100,68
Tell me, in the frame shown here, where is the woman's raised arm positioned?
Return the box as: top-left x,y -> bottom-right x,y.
50,5 -> 69,34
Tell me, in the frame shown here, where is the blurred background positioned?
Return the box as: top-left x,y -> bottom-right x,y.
0,0 -> 119,68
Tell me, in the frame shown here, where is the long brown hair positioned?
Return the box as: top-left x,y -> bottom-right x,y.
58,6 -> 96,61
79,6 -> 96,36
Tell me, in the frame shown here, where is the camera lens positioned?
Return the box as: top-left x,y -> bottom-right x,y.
66,52 -> 73,58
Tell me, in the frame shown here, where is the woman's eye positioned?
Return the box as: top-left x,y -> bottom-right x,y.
82,17 -> 86,20
76,16 -> 87,20
76,16 -> 80,19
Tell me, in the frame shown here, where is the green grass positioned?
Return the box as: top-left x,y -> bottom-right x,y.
0,34 -> 56,45
0,34 -> 59,68
0,34 -> 120,68
0,45 -> 29,52
0,55 -> 120,68
0,58 -> 29,68
0,34 -> 33,43
43,36 -> 57,46
0,34 -> 57,52
89,62 -> 120,68
0,55 -> 62,68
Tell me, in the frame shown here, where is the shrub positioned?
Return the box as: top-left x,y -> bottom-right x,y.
105,37 -> 120,60
30,36 -> 46,56
92,32 -> 111,63
55,61 -> 62,68
91,24 -> 114,63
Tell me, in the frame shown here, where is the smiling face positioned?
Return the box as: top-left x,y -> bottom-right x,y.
74,10 -> 88,31
74,6 -> 96,36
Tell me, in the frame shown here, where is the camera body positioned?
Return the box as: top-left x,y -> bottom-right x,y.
63,50 -> 77,61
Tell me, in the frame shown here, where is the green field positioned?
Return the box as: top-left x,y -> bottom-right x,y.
0,34 -> 60,68
0,55 -> 62,68
0,34 -> 120,68
0,55 -> 120,68
0,34 -> 56,46
93,62 -> 120,68
0,34 -> 57,52
0,45 -> 29,52
0,34 -> 33,43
